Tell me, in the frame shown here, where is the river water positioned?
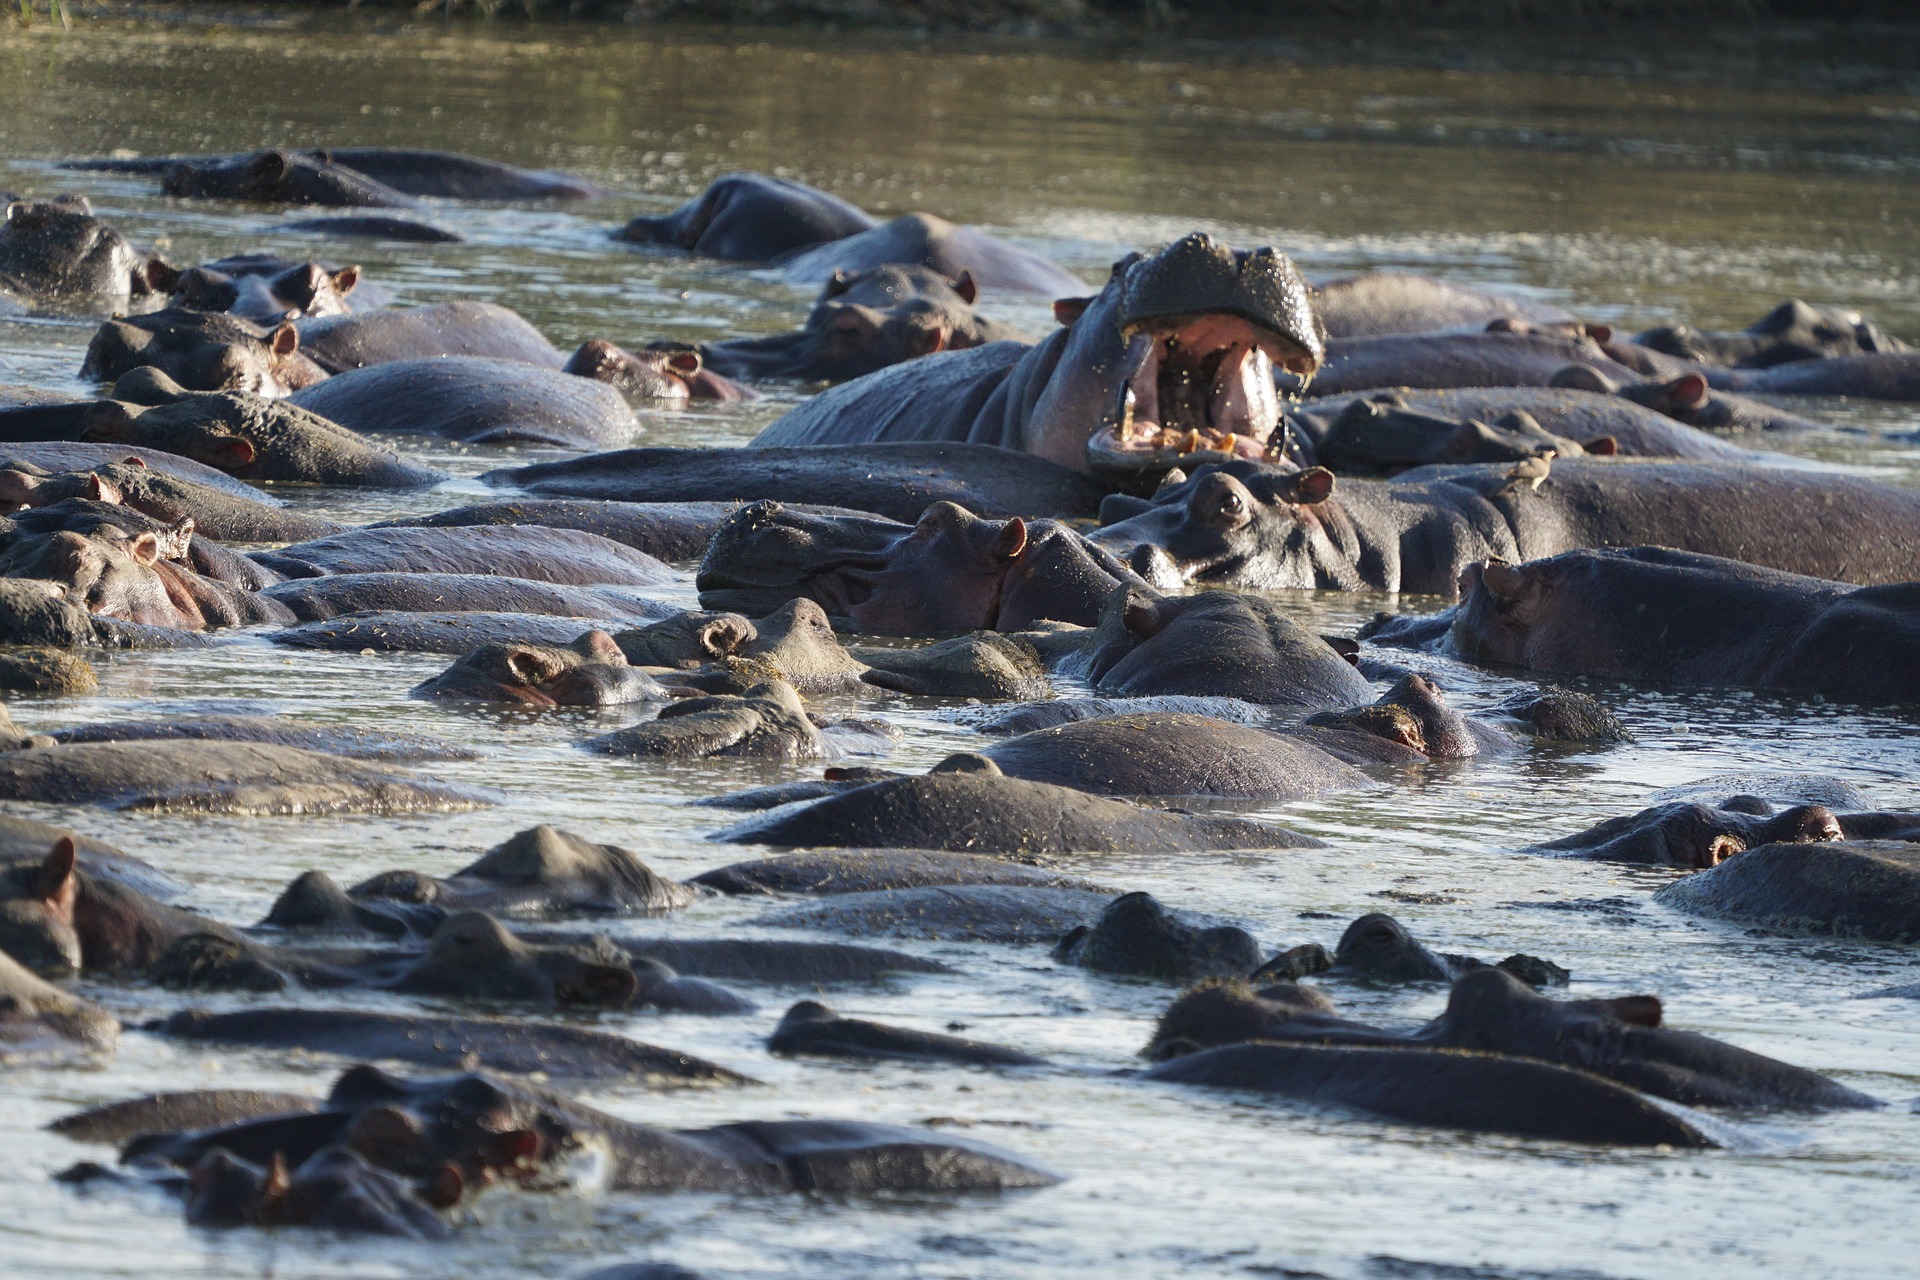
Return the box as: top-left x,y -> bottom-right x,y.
0,12 -> 1917,1279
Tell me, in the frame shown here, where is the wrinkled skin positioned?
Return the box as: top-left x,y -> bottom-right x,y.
1534,799 -> 1856,868
768,1000 -> 1046,1066
413,630 -> 669,707
753,232 -> 1322,475
0,526 -> 291,630
169,254 -> 376,325
182,1144 -> 452,1238
584,679 -> 896,762
1654,839 -> 1920,944
125,1064 -> 1060,1198
0,196 -> 170,313
83,309 -> 326,397
1305,673 -> 1513,760
157,1007 -> 749,1082
0,457 -> 340,542
978,712 -> 1377,800
696,265 -> 1027,383
1312,272 -> 1575,337
485,441 -> 1108,523
1074,584 -> 1371,711
1091,459 -> 1920,596
1053,892 -> 1263,981
615,172 -> 877,260
716,767 -> 1320,854
698,499 -> 1143,634
562,339 -> 753,402
1636,298 -> 1908,369
161,149 -> 417,207
1426,547 -> 1920,702
253,524 -> 673,586
288,357 -> 639,448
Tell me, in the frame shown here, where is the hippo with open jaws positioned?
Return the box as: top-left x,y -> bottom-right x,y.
271,609 -> 680,656
0,741 -> 496,816
1654,840 -> 1920,944
1636,298 -> 1908,369
287,357 -> 639,448
253,524 -> 674,587
697,265 -> 1027,383
698,499 -> 1141,634
0,457 -> 340,542
1092,459 -> 1920,596
0,195 -> 172,314
266,574 -> 672,625
0,947 -> 118,1062
43,715 -> 473,764
484,441 -> 1109,524
267,826 -> 695,938
0,526 -> 292,630
587,680 -> 897,762
1054,891 -> 1264,981
70,373 -> 446,488
716,768 -> 1319,854
752,232 -> 1321,478
1384,547 -> 1920,702
1528,797 -> 1915,868
976,713 -> 1380,801
168,254 -> 377,325
117,1062 -> 1060,1200
769,1000 -> 1046,1067
692,847 -> 1110,896
414,630 -> 671,707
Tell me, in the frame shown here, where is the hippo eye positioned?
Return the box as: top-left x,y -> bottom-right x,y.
1219,491 -> 1243,515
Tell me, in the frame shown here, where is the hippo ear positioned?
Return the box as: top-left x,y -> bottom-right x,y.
268,323 -> 300,358
1662,372 -> 1710,411
261,1152 -> 292,1206
37,837 -> 78,914
1290,467 -> 1335,506
1584,322 -> 1615,346
213,437 -> 256,467
950,269 -> 978,305
504,647 -> 564,686
1478,559 -> 1542,613
333,264 -> 360,296
575,630 -> 626,665
138,258 -> 180,295
1596,994 -> 1663,1027
1319,635 -> 1361,666
1549,364 -> 1618,394
419,1163 -> 465,1210
1121,588 -> 1164,639
821,268 -> 854,300
249,150 -> 291,183
697,617 -> 750,658
82,472 -> 119,504
1052,296 -> 1093,327
125,532 -> 162,567
1582,434 -> 1618,456
993,517 -> 1028,561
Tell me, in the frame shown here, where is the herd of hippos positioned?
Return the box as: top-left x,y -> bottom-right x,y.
0,144 -> 1917,1253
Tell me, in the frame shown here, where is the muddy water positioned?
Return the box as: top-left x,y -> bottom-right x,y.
1,13 -> 1918,1280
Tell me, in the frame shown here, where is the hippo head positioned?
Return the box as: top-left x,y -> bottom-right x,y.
410,630 -> 666,707
0,197 -> 166,308
389,911 -> 640,1008
79,398 -> 261,474
185,1145 -> 454,1237
0,578 -> 107,647
1309,673 -> 1482,759
162,149 -> 386,206
1088,460 -> 1355,590
323,1066 -> 576,1190
1539,799 -> 1844,867
81,308 -> 321,396
1317,393 -> 1604,474
1072,232 -> 1322,479
563,339 -> 750,402
1051,891 -> 1264,982
1330,913 -> 1455,983
172,258 -> 362,325
1142,979 -> 1341,1061
0,839 -> 84,975
0,462 -> 122,514
798,265 -> 991,380
1634,298 -> 1907,368
613,609 -> 757,668
0,526 -> 201,628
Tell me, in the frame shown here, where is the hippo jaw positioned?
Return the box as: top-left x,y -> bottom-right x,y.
1087,235 -> 1323,478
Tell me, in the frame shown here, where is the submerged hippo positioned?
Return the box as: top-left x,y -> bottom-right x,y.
412,631 -> 670,707
1091,460 -> 1920,596
768,1000 -> 1046,1067
251,525 -> 674,587
169,254 -> 376,325
1636,298 -> 1908,369
1312,273 -> 1574,337
1529,797 -> 1897,867
0,458 -> 338,542
697,499 -> 1141,633
1377,547 -> 1920,702
751,232 -> 1322,476
83,309 -> 326,396
0,525 -> 290,630
286,357 -> 640,448
0,947 -> 118,1062
1653,840 -> 1920,943
0,196 -> 172,313
1707,352 -> 1920,401
585,680 -> 896,763
1053,891 -> 1264,981
156,149 -> 418,207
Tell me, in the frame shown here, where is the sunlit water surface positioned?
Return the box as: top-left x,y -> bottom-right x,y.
0,13 -> 1918,1280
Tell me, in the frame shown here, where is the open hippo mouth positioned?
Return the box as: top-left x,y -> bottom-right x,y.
1087,234 -> 1324,484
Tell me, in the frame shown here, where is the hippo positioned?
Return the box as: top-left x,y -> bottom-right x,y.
1635,298 -> 1908,369
1073,584 -> 1372,711
0,458 -> 340,542
1090,460 -> 1920,596
768,1000 -> 1046,1067
585,680 -> 896,762
1141,981 -> 1391,1060
750,233 -> 1322,476
1532,798 -> 1920,868
0,947 -> 118,1062
169,254 -> 377,325
158,149 -> 418,207
178,1145 -> 453,1237
82,308 -> 326,396
0,196 -> 172,313
155,1008 -> 749,1083
1547,365 -> 1834,433
697,500 -> 1141,633
0,645 -> 96,694
42,716 -> 473,764
275,148 -> 603,200
715,768 -> 1320,854
282,214 -> 463,242
116,1063 -> 1060,1198
1303,674 -> 1517,760
757,883 -> 1128,944
973,714 -> 1378,800
0,525 -> 292,630
1316,913 -> 1566,987
271,610 -> 674,656
50,1090 -> 324,1144
0,741 -> 495,816
373,499 -> 753,562
268,825 -> 696,932
1706,352 -> 1920,401
1388,547 -> 1920,702
1287,329 -> 1632,398
291,302 -> 563,374
264,574 -> 674,625
287,357 -> 640,447
483,442 -> 1109,523
1654,840 -> 1920,943
691,848 -> 1111,896
561,340 -> 753,402
540,934 -> 954,984
73,374 -> 445,488
0,493 -> 278,590
1312,273 -> 1575,337
694,265 -> 1028,383
413,630 -> 670,706
1053,892 -> 1263,981
0,437 -> 297,499
773,212 -> 1085,296
0,577 -> 204,651
251,525 -> 674,586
